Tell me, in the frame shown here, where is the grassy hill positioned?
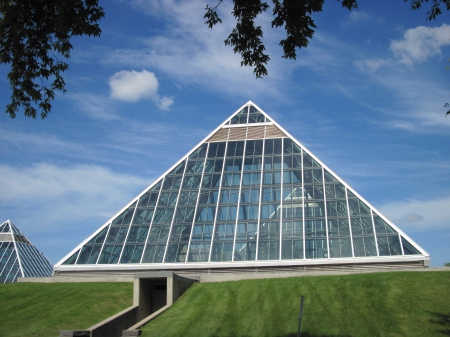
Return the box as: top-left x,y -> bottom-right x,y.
141,271 -> 450,337
0,282 -> 133,337
0,271 -> 448,337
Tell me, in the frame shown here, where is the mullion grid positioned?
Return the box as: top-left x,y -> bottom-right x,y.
18,245 -> 31,276
17,244 -> 33,276
22,245 -> 40,277
231,139 -> 247,262
139,180 -> 164,263
185,143 -> 210,263
26,243 -> 52,274
11,267 -> 21,283
399,225 -> 405,255
0,241 -> 9,264
370,210 -> 380,257
208,142 -> 229,262
162,158 -> 189,263
16,244 -> 33,276
94,224 -> 111,264
322,166 -> 330,260
0,249 -> 16,282
11,232 -> 24,277
26,243 -> 45,276
86,226 -> 112,265
3,255 -> 17,283
373,210 -> 405,256
301,148 -> 306,260
345,188 -> 355,258
255,133 -> 266,261
117,202 -> 139,263
278,139 -> 284,261
0,243 -> 13,277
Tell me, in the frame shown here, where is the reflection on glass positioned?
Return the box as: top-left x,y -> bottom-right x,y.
282,221 -> 303,260
188,243 -> 211,262
120,244 -> 144,263
211,223 -> 235,262
141,244 -> 166,263
353,236 -> 377,257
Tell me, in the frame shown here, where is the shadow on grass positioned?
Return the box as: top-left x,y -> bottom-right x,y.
428,311 -> 450,336
277,333 -> 352,337
211,335 -> 352,337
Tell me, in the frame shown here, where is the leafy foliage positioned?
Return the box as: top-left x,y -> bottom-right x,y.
444,261 -> 450,266
206,0 -> 450,116
409,1 -> 450,116
205,0 -> 357,78
205,0 -> 449,80
0,0 -> 104,119
408,0 -> 450,20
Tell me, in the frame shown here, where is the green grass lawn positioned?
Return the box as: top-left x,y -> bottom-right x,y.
0,282 -> 133,337
141,271 -> 450,337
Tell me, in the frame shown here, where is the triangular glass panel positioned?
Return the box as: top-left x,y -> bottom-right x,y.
55,102 -> 428,273
401,236 -> 421,255
0,223 -> 8,233
248,105 -> 266,123
62,250 -> 79,265
230,107 -> 248,124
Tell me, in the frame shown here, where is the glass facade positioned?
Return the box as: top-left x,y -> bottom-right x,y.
0,220 -> 53,283
59,103 -> 425,267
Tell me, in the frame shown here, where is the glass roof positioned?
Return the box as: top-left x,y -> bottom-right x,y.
0,220 -> 53,283
58,103 -> 425,268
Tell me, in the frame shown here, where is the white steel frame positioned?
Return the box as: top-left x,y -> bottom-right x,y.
54,102 -> 430,272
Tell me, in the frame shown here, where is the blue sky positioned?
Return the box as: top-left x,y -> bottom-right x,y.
0,0 -> 449,266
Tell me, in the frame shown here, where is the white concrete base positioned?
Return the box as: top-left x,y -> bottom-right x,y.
17,276 -> 134,283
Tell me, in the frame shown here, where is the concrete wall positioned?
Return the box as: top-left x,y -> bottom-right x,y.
133,272 -> 197,320
169,273 -> 197,304
60,272 -> 198,337
60,306 -> 138,337
90,306 -> 138,337
18,276 -> 133,283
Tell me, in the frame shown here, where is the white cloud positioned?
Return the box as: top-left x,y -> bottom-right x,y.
157,96 -> 174,110
390,24 -> 450,65
373,73 -> 450,132
354,24 -> 450,74
343,11 -> 371,25
378,195 -> 450,232
0,127 -> 100,160
0,163 -> 149,227
104,0 -> 290,101
353,58 -> 390,73
67,92 -> 121,120
109,69 -> 173,110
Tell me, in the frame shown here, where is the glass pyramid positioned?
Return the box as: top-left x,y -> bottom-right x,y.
55,102 -> 428,273
0,220 -> 53,283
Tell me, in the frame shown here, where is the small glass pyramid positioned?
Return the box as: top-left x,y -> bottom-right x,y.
55,102 -> 428,273
0,220 -> 53,283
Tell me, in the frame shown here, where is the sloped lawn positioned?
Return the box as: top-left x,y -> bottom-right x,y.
0,282 -> 133,337
142,271 -> 450,337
